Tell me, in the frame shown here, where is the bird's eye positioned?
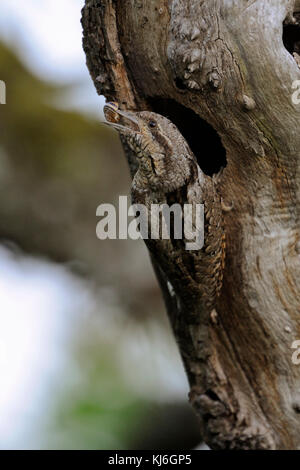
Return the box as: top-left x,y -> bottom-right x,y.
149,120 -> 156,128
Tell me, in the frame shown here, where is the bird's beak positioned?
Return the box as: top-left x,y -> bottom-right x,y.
103,103 -> 141,134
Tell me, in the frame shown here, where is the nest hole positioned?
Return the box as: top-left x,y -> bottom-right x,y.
148,98 -> 227,177
283,16 -> 300,56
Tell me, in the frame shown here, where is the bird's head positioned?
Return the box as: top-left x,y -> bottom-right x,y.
104,102 -> 192,192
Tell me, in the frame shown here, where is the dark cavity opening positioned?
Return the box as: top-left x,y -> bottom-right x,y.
283,17 -> 300,56
148,98 -> 227,177
206,389 -> 220,402
174,77 -> 186,90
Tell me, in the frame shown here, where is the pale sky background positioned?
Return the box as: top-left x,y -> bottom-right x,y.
0,0 -> 105,115
0,246 -> 94,449
0,0 -> 104,449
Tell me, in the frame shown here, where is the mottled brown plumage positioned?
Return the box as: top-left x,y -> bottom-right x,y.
104,103 -> 225,314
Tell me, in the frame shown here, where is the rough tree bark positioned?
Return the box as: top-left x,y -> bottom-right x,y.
81,0 -> 300,449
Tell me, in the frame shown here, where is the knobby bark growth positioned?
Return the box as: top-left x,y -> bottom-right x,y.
81,0 -> 300,449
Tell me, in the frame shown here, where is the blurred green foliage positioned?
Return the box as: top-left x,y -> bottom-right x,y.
47,354 -> 149,449
0,41 -> 117,178
0,41 -> 134,283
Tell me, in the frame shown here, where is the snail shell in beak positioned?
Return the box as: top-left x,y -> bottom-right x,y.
104,102 -> 120,123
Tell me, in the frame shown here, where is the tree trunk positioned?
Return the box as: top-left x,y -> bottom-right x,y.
81,0 -> 300,449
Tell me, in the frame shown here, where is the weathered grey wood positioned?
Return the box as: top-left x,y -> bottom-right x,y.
82,0 -> 300,449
